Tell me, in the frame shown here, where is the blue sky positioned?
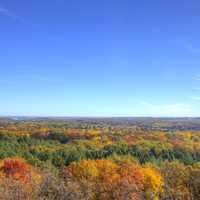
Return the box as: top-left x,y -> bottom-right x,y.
0,0 -> 200,117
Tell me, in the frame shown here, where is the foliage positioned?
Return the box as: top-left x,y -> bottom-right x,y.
0,118 -> 199,199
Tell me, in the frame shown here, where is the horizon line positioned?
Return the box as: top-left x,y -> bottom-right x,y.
0,115 -> 200,118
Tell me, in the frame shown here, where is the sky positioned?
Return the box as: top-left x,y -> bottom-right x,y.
0,0 -> 200,117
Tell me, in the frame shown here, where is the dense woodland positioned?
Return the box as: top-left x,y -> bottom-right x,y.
0,117 -> 200,200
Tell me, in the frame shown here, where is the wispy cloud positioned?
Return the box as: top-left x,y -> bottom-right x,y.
28,75 -> 63,83
184,43 -> 200,54
140,101 -> 193,116
194,76 -> 200,81
192,87 -> 200,90
190,96 -> 200,101
0,80 -> 22,87
0,5 -> 26,23
191,74 -> 200,100
0,74 -> 63,87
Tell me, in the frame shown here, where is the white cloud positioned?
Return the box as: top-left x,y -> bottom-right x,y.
0,5 -> 26,23
139,101 -> 193,117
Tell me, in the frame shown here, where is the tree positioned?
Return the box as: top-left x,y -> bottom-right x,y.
0,158 -> 31,182
62,159 -> 145,200
161,161 -> 190,200
142,165 -> 163,200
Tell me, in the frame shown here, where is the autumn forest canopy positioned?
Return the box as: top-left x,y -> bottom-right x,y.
0,117 -> 199,200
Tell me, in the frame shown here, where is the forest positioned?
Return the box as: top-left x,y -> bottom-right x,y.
0,117 -> 200,200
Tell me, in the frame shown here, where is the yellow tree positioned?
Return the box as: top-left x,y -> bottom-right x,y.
142,165 -> 163,200
63,159 -> 145,200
